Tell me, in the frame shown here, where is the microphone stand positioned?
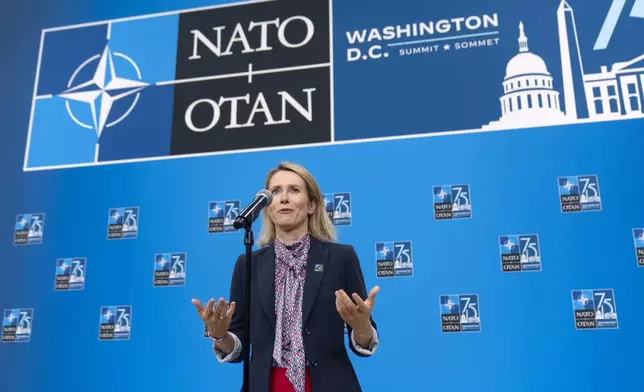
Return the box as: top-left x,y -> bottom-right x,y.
242,220 -> 253,392
233,192 -> 271,392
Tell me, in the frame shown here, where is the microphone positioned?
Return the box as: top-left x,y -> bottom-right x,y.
233,189 -> 273,230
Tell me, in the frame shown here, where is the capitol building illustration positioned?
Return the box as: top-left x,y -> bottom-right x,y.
483,0 -> 644,131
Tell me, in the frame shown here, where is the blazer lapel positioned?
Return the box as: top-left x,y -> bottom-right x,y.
257,246 -> 276,326
302,238 -> 329,326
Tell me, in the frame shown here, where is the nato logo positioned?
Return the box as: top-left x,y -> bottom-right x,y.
24,1 -> 332,171
433,184 -> 472,220
440,294 -> 481,333
99,305 -> 132,340
208,200 -> 240,233
204,324 -> 210,339
54,257 -> 86,291
107,207 -> 139,239
154,252 -> 186,287
633,229 -> 644,267
324,193 -> 352,226
375,241 -> 413,278
14,213 -> 45,245
2,309 -> 34,343
571,289 -> 618,330
499,234 -> 541,272
558,175 -> 602,212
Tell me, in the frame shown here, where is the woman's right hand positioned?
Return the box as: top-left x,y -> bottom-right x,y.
191,297 -> 236,339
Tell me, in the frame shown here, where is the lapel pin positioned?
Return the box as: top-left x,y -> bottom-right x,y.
314,264 -> 324,272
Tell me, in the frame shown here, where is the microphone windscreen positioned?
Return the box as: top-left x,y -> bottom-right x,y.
256,189 -> 273,204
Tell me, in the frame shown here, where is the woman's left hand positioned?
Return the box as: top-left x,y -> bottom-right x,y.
335,286 -> 380,334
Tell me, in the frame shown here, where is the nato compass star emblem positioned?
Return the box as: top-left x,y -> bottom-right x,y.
58,44 -> 149,161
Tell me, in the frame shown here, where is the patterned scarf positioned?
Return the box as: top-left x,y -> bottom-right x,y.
272,233 -> 311,392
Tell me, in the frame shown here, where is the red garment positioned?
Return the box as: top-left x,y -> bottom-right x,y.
270,367 -> 312,392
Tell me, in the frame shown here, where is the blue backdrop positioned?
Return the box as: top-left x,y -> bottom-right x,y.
1,0 -> 643,391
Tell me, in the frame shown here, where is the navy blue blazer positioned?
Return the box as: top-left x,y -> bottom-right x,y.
226,237 -> 377,392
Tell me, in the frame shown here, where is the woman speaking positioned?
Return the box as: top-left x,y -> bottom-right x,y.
192,162 -> 380,392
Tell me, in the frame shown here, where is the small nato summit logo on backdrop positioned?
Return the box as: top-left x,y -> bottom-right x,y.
99,305 -> 132,340
154,252 -> 187,287
558,175 -> 602,212
107,207 -> 139,239
633,229 -> 644,267
14,213 -> 45,245
24,0 -> 333,171
571,289 -> 618,330
324,192 -> 351,226
499,234 -> 542,272
2,309 -> 34,343
440,294 -> 481,333
208,200 -> 240,233
54,258 -> 87,291
375,241 -> 413,278
433,184 -> 472,220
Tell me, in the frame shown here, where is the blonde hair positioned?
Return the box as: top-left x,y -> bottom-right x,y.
258,162 -> 337,246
